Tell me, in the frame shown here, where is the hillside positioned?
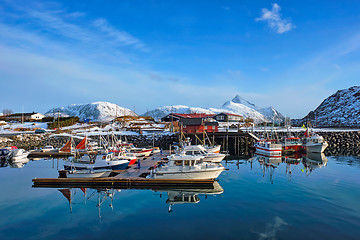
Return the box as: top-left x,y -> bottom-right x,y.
45,102 -> 137,122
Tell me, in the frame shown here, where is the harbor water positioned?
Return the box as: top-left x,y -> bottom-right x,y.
0,154 -> 359,240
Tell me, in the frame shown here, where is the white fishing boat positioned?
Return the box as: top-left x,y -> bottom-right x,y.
303,135 -> 328,153
148,154 -> 224,180
254,139 -> 282,157
179,145 -> 226,163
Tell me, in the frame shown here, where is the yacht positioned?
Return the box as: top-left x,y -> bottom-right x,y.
148,154 -> 224,180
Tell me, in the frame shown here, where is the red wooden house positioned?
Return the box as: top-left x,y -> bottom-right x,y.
179,118 -> 219,133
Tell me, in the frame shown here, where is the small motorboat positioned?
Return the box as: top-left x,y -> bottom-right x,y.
11,149 -> 29,161
148,154 -> 224,180
64,152 -> 129,171
59,169 -> 111,178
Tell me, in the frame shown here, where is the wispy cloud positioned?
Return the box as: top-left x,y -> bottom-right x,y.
92,18 -> 147,50
256,3 -> 295,34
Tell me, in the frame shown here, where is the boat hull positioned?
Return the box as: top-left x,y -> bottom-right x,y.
206,145 -> 221,154
66,171 -> 111,178
203,154 -> 226,163
255,146 -> 282,157
305,142 -> 328,153
64,160 -> 129,171
150,167 -> 224,180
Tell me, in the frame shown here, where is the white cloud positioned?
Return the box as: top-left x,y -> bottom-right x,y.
256,3 -> 295,34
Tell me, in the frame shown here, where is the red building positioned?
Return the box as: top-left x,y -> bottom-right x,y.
179,118 -> 219,133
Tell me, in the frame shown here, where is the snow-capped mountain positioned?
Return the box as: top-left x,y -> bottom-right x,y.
143,95 -> 284,123
298,86 -> 360,127
45,102 -> 137,122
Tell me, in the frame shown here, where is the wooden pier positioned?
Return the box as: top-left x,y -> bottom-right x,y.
32,152 -> 215,189
28,151 -> 75,158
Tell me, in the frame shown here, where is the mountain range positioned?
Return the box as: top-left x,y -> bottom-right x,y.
293,86 -> 360,127
143,95 -> 285,123
45,102 -> 136,122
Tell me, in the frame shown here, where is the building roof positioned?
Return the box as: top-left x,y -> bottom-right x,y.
7,112 -> 39,117
169,113 -> 215,118
214,112 -> 243,117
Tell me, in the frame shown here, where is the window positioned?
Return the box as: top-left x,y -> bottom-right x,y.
217,115 -> 224,120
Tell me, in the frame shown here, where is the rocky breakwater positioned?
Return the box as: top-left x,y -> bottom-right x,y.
0,134 -> 70,150
321,131 -> 360,156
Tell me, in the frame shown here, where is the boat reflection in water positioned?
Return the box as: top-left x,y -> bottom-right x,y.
56,181 -> 224,216
255,152 -> 282,184
0,157 -> 31,168
302,152 -> 328,175
153,181 -> 224,213
254,151 -> 328,183
8,158 -> 30,168
58,188 -> 119,218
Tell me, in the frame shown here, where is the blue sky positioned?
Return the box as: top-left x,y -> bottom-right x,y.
1,0 -> 360,118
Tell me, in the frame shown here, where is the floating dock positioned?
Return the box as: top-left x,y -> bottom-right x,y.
32,152 -> 215,188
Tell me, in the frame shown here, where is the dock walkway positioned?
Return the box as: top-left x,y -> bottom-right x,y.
32,151 -> 215,189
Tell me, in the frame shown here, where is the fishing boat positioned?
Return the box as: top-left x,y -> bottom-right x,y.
254,139 -> 282,157
147,154 -> 224,180
303,134 -> 328,153
179,145 -> 226,163
64,152 -> 129,171
282,137 -> 303,152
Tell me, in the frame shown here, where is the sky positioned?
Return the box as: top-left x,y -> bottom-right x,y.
1,0 -> 360,118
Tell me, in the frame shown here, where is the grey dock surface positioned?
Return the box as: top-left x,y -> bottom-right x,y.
32,151 -> 215,188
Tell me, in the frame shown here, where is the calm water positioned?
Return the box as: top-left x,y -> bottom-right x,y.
0,154 -> 359,240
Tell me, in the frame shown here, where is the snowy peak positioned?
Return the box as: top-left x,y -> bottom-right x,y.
230,95 -> 257,108
45,102 -> 137,122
